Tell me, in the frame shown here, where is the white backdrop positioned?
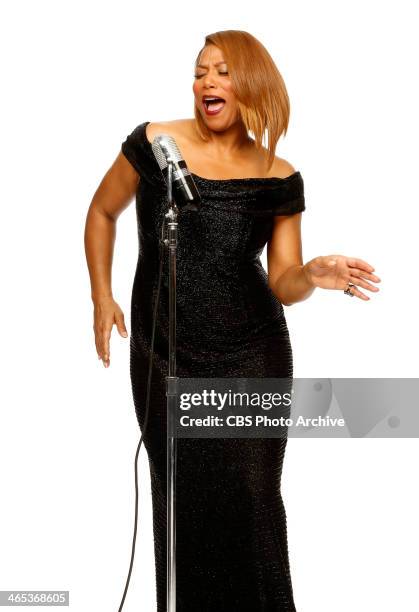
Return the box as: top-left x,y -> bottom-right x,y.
1,1 -> 418,610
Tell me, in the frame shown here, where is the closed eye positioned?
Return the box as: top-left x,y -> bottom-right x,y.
194,71 -> 229,78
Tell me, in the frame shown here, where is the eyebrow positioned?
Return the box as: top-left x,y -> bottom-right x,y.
196,61 -> 227,68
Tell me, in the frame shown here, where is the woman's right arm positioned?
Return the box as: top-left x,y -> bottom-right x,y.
84,152 -> 140,367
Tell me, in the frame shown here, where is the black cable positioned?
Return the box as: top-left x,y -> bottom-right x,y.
117,218 -> 167,611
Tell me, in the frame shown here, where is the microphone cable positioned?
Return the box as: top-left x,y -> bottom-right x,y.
117,217 -> 167,611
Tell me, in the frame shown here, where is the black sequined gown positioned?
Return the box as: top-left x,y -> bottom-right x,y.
121,121 -> 305,612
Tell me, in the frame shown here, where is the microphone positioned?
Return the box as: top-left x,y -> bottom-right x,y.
151,134 -> 201,212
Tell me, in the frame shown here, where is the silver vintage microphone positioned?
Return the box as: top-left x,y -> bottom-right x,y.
151,134 -> 201,212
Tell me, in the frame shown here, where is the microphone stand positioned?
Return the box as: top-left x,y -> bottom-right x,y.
163,159 -> 178,612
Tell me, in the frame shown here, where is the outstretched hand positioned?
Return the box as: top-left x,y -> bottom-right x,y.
303,255 -> 381,300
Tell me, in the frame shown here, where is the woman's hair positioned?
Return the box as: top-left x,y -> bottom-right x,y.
193,30 -> 291,170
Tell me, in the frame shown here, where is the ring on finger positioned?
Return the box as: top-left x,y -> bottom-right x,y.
343,282 -> 356,297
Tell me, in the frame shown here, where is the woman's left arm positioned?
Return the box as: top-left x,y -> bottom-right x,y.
267,212 -> 313,306
267,214 -> 381,306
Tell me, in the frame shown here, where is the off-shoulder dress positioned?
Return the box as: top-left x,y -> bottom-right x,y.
121,121 -> 305,612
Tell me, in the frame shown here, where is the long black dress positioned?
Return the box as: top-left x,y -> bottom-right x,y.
121,121 -> 305,612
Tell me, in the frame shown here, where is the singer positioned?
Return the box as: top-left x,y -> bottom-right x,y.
84,30 -> 381,612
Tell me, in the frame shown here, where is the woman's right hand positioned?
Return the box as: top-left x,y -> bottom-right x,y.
93,296 -> 128,367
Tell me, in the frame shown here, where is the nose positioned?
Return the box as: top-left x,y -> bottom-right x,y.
202,69 -> 217,89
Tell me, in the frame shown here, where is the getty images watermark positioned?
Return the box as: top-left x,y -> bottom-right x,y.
166,378 -> 419,438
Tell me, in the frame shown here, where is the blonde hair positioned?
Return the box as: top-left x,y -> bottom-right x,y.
193,30 -> 291,170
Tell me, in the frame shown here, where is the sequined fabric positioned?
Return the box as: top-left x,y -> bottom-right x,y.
121,121 -> 305,611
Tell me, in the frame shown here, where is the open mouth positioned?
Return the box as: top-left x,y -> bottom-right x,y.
202,96 -> 226,112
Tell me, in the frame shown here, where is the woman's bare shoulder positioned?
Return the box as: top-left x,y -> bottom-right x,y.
253,143 -> 297,179
269,155 -> 297,179
145,118 -> 195,144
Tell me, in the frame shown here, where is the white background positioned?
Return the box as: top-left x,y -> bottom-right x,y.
1,1 -> 418,610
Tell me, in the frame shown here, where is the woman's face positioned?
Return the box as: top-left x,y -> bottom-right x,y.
193,44 -> 239,130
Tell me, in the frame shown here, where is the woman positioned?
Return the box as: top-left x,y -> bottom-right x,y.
85,30 -> 380,612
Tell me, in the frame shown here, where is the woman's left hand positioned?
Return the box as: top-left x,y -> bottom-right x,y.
303,255 -> 381,300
